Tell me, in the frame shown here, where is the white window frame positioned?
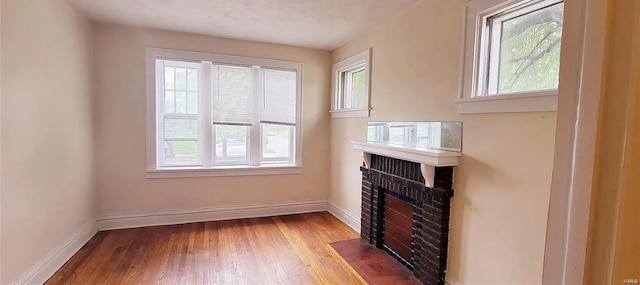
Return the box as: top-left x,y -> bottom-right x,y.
458,0 -> 562,114
156,60 -> 201,168
145,48 -> 303,178
331,49 -> 371,118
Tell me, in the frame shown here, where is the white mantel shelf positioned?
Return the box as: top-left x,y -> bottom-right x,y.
351,141 -> 461,167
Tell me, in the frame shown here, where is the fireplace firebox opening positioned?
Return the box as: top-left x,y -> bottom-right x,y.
381,191 -> 416,269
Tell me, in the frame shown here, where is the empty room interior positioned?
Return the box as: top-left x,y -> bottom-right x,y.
1,0 -> 639,284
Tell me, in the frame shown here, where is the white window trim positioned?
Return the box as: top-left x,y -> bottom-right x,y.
146,165 -> 303,179
145,48 -> 303,178
457,90 -> 557,114
459,0 -> 561,114
331,49 -> 371,118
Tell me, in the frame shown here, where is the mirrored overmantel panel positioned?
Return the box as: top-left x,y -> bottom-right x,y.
367,122 -> 462,152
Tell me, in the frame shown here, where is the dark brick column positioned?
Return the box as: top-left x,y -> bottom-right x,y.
360,167 -> 372,244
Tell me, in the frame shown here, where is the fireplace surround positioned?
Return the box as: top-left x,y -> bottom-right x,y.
352,139 -> 460,285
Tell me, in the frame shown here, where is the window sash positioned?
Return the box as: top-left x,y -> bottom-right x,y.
152,53 -> 301,169
478,0 -> 563,96
338,64 -> 365,109
158,114 -> 201,167
213,124 -> 250,165
157,60 -> 201,167
331,49 -> 370,118
261,123 -> 295,163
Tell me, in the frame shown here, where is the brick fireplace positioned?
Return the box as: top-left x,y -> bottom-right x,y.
360,154 -> 455,285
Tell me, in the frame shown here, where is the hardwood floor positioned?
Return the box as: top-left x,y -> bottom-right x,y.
46,212 -> 365,285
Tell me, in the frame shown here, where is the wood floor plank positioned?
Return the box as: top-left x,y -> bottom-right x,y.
46,212 -> 364,285
274,214 -> 366,285
44,232 -> 107,284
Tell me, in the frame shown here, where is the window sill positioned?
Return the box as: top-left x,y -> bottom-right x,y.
330,108 -> 371,118
146,165 -> 302,179
457,91 -> 558,114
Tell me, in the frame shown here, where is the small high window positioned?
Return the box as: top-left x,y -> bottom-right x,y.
331,49 -> 371,118
459,0 -> 564,114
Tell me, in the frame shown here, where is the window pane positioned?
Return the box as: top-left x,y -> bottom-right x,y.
496,2 -> 564,94
164,118 -> 198,139
187,92 -> 198,114
214,125 -> 248,163
187,68 -> 198,91
340,72 -> 351,108
164,91 -> 175,113
261,69 -> 297,125
175,68 -> 187,90
351,69 -> 366,108
175,91 -> 187,114
164,67 -> 175,90
211,65 -> 254,125
339,67 -> 365,109
163,140 -> 198,165
262,124 -> 292,159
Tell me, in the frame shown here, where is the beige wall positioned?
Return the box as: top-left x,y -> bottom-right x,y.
612,87 -> 640,282
612,84 -> 640,283
92,23 -> 332,217
329,0 -> 557,283
586,0 -> 640,283
0,0 -> 96,283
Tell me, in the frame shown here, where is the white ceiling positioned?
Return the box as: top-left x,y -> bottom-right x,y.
67,0 -> 420,50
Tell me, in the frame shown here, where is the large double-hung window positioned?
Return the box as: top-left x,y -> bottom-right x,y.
146,48 -> 302,178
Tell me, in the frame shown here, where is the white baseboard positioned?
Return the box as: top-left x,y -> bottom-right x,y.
96,200 -> 327,231
12,221 -> 97,285
326,201 -> 361,233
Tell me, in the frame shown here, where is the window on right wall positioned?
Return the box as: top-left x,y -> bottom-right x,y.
459,0 -> 564,114
331,49 -> 371,118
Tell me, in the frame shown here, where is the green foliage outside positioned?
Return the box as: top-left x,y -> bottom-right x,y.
352,70 -> 366,107
216,125 -> 246,143
169,141 -> 197,156
497,2 -> 564,94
